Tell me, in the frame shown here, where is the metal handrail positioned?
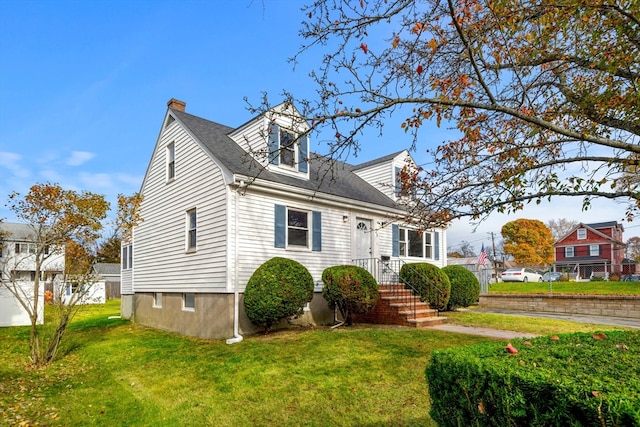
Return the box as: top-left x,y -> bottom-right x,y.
352,258 -> 448,318
352,258 -> 420,319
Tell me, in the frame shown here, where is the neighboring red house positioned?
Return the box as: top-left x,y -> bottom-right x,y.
553,221 -> 630,279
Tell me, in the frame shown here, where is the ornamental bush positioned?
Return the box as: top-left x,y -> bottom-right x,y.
399,263 -> 450,310
442,265 -> 480,311
322,265 -> 379,326
243,257 -> 314,333
427,330 -> 640,426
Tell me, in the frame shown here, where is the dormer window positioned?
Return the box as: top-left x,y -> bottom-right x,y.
280,130 -> 296,167
268,123 -> 308,174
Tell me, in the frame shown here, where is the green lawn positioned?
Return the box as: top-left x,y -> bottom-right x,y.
488,280 -> 640,295
0,300 -> 629,426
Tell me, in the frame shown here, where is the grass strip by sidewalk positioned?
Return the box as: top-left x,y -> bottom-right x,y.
488,281 -> 640,295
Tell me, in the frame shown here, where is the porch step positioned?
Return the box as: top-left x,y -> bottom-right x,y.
407,316 -> 448,328
352,283 -> 447,328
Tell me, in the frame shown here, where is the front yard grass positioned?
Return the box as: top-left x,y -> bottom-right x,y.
0,300 -> 630,426
489,281 -> 640,295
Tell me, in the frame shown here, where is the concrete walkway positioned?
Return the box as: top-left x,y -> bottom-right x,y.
429,309 -> 640,340
430,324 -> 539,339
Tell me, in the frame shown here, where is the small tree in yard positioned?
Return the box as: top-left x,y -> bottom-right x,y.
0,183 -> 142,367
243,257 -> 314,333
442,265 -> 480,311
322,265 -> 379,326
0,184 -> 109,366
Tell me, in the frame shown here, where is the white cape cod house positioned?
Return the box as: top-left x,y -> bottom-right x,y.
121,99 -> 447,339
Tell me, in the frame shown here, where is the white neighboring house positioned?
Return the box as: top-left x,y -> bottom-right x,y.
0,222 -> 65,327
121,99 -> 448,340
61,263 -> 119,305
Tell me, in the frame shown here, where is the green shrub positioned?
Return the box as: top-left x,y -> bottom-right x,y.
321,265 -> 379,326
243,257 -> 314,333
426,330 -> 640,426
590,276 -> 606,281
399,263 -> 450,310
442,265 -> 480,311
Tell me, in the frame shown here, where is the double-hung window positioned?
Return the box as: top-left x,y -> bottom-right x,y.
186,208 -> 197,251
274,205 -> 321,251
565,247 -> 575,257
589,244 -> 600,256
167,142 -> 175,181
577,228 -> 586,239
268,123 -> 309,174
122,244 -> 133,270
287,208 -> 309,247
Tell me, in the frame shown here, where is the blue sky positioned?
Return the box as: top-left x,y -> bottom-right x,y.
1,0 -> 637,250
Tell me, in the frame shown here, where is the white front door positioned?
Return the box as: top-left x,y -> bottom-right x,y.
355,218 -> 372,259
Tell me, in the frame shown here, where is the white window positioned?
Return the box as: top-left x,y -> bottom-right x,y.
577,228 -> 586,239
279,130 -> 296,167
590,245 -> 600,256
399,228 -> 433,259
183,293 -> 195,311
167,142 -> 175,181
287,208 -> 309,247
122,244 -> 133,270
153,292 -> 162,308
565,247 -> 575,257
186,209 -> 197,251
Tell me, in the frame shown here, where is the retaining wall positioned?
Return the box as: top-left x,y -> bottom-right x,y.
479,294 -> 640,320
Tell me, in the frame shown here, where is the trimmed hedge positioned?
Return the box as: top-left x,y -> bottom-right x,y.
426,330 -> 640,426
322,265 -> 379,326
243,257 -> 314,333
399,262 -> 450,310
442,265 -> 480,311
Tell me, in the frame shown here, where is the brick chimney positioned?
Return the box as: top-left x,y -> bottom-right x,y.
167,98 -> 186,112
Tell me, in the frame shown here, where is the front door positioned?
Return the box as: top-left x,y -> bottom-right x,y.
355,218 -> 372,259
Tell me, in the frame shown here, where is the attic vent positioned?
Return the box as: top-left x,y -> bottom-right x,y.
165,115 -> 175,128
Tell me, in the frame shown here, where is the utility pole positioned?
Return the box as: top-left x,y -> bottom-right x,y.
490,232 -> 499,282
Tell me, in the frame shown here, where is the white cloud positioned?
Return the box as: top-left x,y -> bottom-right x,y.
78,172 -> 114,189
67,151 -> 95,166
0,151 -> 30,178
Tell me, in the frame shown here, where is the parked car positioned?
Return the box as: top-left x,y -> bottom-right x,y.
542,272 -> 562,282
501,268 -> 543,282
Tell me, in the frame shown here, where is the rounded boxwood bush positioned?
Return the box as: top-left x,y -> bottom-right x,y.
399,262 -> 450,310
442,265 -> 480,311
322,265 -> 380,326
243,257 -> 314,333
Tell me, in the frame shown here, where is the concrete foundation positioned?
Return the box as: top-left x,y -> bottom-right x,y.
132,291 -> 335,340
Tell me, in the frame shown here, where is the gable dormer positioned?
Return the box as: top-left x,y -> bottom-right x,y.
352,150 -> 419,202
228,102 -> 310,180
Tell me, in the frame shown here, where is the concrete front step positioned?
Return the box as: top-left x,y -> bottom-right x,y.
407,316 -> 448,327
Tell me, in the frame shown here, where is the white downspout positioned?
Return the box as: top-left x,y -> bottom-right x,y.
226,182 -> 245,344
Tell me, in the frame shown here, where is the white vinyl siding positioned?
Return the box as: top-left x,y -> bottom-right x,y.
352,161 -> 396,199
134,124 -> 228,293
228,191 -> 394,290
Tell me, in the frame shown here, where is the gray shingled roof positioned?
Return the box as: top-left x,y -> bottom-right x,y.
0,222 -> 36,241
172,109 -> 398,209
93,263 -> 121,276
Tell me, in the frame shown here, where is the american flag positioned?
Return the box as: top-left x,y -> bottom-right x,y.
477,243 -> 488,265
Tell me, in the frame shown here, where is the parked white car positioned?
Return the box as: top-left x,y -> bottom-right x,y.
501,268 -> 543,282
